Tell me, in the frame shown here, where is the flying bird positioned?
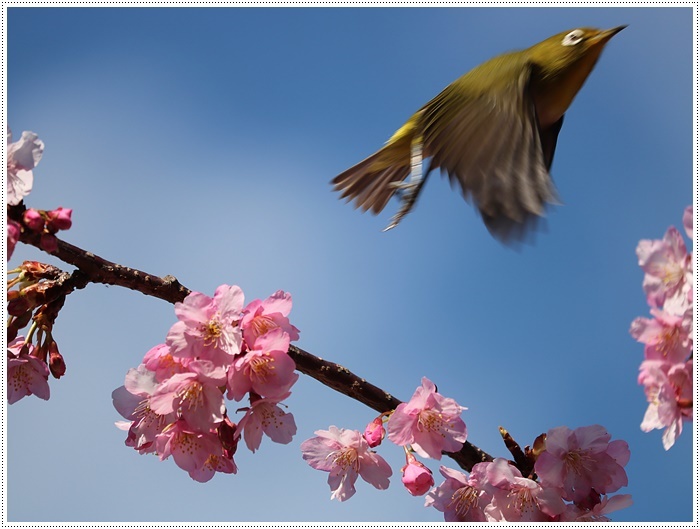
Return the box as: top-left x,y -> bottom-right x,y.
331,26 -> 626,242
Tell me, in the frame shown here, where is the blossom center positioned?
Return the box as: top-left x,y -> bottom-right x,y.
564,450 -> 594,475
658,325 -> 680,357
178,381 -> 205,410
251,314 -> 278,337
201,318 -> 223,346
248,355 -> 275,382
417,409 -> 444,434
330,447 -> 360,472
450,486 -> 479,517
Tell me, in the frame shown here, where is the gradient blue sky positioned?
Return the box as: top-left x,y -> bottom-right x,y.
6,6 -> 694,522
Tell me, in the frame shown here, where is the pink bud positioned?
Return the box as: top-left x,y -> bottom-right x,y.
22,208 -> 44,232
39,233 -> 58,253
218,416 -> 240,460
46,207 -> 72,231
7,219 -> 20,260
363,416 -> 385,448
401,452 -> 434,496
48,341 -> 66,379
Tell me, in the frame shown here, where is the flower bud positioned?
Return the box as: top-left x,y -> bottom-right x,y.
363,415 -> 385,448
401,452 -> 434,496
46,207 -> 72,231
22,208 -> 45,232
218,416 -> 240,459
48,341 -> 66,379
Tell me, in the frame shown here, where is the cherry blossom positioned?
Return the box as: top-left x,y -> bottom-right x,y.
7,129 -> 44,206
7,337 -> 50,403
227,328 -> 298,401
386,377 -> 467,459
236,393 -> 296,453
559,494 -> 633,521
682,205 -> 693,240
639,360 -> 693,450
7,219 -> 20,260
166,284 -> 244,367
142,343 -> 191,382
301,426 -> 392,501
425,465 -> 491,522
534,425 -> 630,502
630,307 -> 692,363
484,458 -> 566,522
241,290 -> 300,348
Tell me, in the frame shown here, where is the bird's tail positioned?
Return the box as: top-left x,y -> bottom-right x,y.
331,118 -> 419,215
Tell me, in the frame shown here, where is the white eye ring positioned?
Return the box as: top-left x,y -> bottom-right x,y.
562,29 -> 584,46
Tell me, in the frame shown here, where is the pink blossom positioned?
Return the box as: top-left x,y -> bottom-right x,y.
46,207 -> 72,231
156,420 -> 236,482
639,360 -> 693,449
7,337 -> 50,403
166,284 -> 244,367
425,464 -> 491,522
401,451 -> 434,496
241,290 -> 300,348
112,364 -> 174,454
534,425 -> 630,502
363,416 -> 385,448
682,205 -> 693,240
142,343 -> 191,382
149,362 -> 227,433
227,329 -> 298,401
7,219 -> 20,260
22,208 -> 44,232
7,129 -> 44,205
559,494 -> 633,521
484,458 -> 565,522
301,426 -> 392,501
236,393 -> 296,453
386,377 -> 467,459
637,226 -> 692,308
630,307 -> 692,363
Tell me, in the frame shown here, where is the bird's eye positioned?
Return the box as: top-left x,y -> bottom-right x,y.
562,29 -> 585,46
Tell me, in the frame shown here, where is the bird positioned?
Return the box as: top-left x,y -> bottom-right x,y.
331,26 -> 626,243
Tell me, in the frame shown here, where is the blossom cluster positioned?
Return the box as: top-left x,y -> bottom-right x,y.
427,425 -> 631,522
301,377 -> 467,501
112,285 -> 300,482
630,206 -> 693,449
302,379 -> 632,522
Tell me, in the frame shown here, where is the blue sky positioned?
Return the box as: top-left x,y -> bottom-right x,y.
6,6 -> 693,522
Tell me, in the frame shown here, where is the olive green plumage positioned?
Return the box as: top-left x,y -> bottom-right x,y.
332,26 -> 625,242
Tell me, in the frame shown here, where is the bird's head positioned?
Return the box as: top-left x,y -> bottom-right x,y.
529,26 -> 627,79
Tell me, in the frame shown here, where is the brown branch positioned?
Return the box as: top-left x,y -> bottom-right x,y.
10,204 -> 494,471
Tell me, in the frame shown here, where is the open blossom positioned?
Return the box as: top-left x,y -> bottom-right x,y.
7,337 -> 50,403
630,307 -> 692,363
425,464 -> 491,522
7,129 -> 44,205
149,361 -> 227,433
236,393 -> 297,453
639,359 -> 693,450
534,425 -> 630,502
485,458 -> 566,522
241,290 -> 300,348
559,493 -> 633,522
155,419 -> 236,483
636,226 -> 692,308
142,343 -> 191,382
682,205 -> 693,240
166,284 -> 244,366
227,329 -> 298,401
387,377 -> 467,459
301,426 -> 392,501
401,451 -> 434,496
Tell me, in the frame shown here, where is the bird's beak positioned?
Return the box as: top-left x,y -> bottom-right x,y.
594,25 -> 627,45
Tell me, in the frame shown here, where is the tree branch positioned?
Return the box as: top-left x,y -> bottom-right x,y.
10,204 -> 494,471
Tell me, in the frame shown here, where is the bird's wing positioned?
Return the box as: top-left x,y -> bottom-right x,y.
422,58 -> 561,243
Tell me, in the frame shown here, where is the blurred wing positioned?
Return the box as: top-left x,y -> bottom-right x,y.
422,59 -> 560,243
